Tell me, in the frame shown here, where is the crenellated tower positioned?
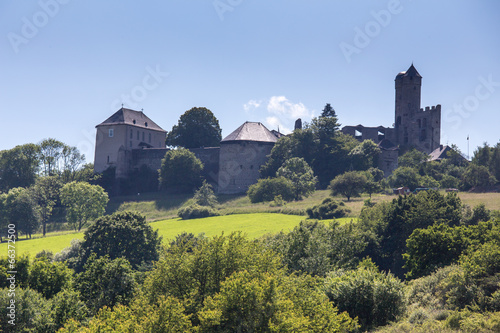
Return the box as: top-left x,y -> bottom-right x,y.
394,64 -> 440,153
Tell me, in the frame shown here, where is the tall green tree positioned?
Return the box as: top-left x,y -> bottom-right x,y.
349,139 -> 381,171
330,171 -> 368,201
461,164 -> 496,190
0,144 -> 40,192
76,211 -> 162,271
321,103 -> 337,118
398,148 -> 429,168
359,190 -> 463,278
276,157 -> 317,200
75,254 -> 136,314
159,149 -> 204,193
60,145 -> 86,183
166,107 -> 222,148
60,181 -> 109,231
389,166 -> 421,191
30,176 -> 62,236
39,138 -> 65,176
4,187 -> 41,238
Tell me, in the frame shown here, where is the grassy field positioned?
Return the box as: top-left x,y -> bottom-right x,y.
1,213 -> 343,256
3,189 -> 498,257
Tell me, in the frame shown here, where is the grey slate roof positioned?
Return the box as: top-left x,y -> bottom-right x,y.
396,64 -> 422,79
221,122 -> 278,143
429,145 -> 452,161
96,108 -> 166,132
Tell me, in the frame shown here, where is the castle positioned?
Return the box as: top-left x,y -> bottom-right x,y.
94,64 -> 442,193
94,109 -> 280,194
342,64 -> 441,175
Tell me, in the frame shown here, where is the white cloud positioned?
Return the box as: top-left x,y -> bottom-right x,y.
267,96 -> 312,119
243,99 -> 262,112
265,116 -> 292,134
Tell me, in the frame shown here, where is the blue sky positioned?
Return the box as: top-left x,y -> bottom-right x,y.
1,0 -> 499,162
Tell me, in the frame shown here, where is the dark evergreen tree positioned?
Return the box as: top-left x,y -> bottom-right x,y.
321,103 -> 337,118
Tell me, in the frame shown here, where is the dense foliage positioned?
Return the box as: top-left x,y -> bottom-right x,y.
178,203 -> 220,219
75,211 -> 162,271
324,260 -> 406,330
276,157 -> 317,200
330,171 -> 368,201
165,107 -> 222,148
306,198 -> 350,220
247,176 -> 295,203
159,148 -> 204,193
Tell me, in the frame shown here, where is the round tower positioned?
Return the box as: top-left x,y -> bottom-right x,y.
394,64 -> 422,146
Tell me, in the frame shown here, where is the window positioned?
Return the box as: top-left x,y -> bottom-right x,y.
423,118 -> 427,128
142,132 -> 145,141
148,133 -> 152,143
130,130 -> 133,139
107,155 -> 110,163
418,119 -> 421,128
109,129 -> 114,137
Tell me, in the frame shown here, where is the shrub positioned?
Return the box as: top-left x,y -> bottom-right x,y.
178,204 -> 219,220
324,260 -> 406,330
247,177 -> 294,203
193,180 -> 218,207
306,198 -> 350,219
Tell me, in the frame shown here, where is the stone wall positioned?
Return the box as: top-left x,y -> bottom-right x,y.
218,141 -> 274,194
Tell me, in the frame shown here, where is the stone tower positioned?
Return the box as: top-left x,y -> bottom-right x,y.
394,64 -> 440,153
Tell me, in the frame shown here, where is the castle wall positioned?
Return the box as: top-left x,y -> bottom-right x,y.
131,148 -> 169,173
218,141 -> 274,194
378,149 -> 399,177
406,105 -> 441,154
190,147 -> 220,186
341,126 -> 395,144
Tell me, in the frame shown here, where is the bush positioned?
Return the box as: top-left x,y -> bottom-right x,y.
193,180 -> 218,207
178,204 -> 219,220
306,198 -> 350,219
324,260 -> 406,330
74,212 -> 162,273
247,177 -> 295,203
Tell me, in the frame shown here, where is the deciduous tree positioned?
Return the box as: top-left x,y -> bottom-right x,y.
276,157 -> 317,200
159,149 -> 203,193
166,107 -> 222,148
76,211 -> 161,271
60,181 -> 109,231
330,171 -> 368,201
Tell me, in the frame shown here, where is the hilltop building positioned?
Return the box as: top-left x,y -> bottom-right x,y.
94,108 -> 167,178
94,64 -> 443,194
342,64 -> 441,175
218,122 -> 278,194
94,110 -> 280,194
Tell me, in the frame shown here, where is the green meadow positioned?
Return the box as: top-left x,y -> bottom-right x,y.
0,213 -> 356,256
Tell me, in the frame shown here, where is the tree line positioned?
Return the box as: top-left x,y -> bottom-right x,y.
2,189 -> 500,332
